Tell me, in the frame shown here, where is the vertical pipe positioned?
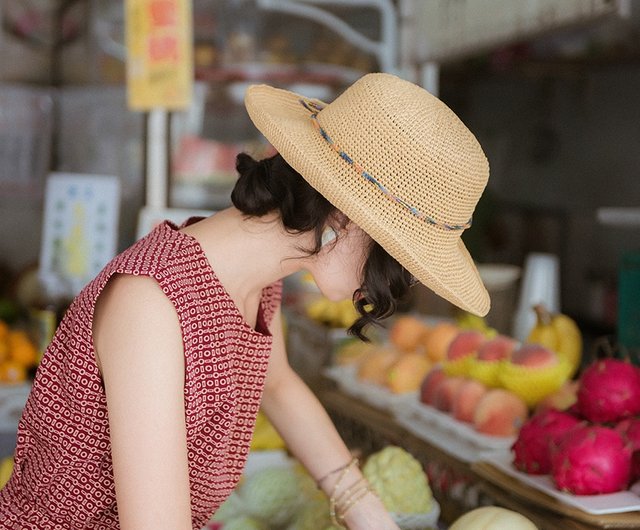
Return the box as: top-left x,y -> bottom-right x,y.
146,108 -> 169,209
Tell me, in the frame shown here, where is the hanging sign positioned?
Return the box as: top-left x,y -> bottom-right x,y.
125,0 -> 193,111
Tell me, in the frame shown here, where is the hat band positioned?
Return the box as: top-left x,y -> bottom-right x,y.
299,99 -> 472,231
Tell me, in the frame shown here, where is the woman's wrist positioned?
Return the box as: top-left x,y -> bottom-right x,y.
341,491 -> 399,530
317,460 -> 398,530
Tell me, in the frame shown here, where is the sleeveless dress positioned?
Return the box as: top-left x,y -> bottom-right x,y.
0,220 -> 281,529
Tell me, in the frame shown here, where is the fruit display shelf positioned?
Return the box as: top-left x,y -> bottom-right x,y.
486,453 -> 640,516
318,378 -> 640,529
324,364 -> 516,462
323,364 -> 416,414
473,460 -> 640,529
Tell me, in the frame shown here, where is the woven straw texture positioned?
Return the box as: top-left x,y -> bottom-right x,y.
245,73 -> 490,316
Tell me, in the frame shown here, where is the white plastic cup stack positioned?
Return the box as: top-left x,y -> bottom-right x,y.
512,253 -> 561,342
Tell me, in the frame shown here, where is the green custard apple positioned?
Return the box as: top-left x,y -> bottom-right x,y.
362,446 -> 433,514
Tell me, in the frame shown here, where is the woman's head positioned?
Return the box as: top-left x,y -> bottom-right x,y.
244,73 -> 491,317
231,152 -> 412,340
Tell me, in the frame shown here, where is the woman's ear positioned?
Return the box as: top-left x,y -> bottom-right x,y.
321,226 -> 338,247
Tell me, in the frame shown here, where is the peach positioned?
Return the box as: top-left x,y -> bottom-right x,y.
357,347 -> 399,385
452,379 -> 488,423
473,389 -> 529,437
423,322 -> 459,363
477,335 -> 518,362
446,330 -> 486,361
419,367 -> 447,406
511,343 -> 558,368
433,376 -> 466,412
388,315 -> 430,353
386,352 -> 432,394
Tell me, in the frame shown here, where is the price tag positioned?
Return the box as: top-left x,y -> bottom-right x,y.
126,0 -> 193,111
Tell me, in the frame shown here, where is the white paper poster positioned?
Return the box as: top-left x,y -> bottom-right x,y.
39,173 -> 120,297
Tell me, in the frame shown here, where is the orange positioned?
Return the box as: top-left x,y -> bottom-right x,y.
8,330 -> 38,368
0,360 -> 27,384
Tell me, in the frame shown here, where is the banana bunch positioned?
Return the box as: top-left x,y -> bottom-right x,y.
305,297 -> 359,329
455,311 -> 498,338
0,456 -> 13,489
526,304 -> 583,377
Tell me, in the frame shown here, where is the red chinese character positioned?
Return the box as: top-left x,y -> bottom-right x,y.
149,0 -> 177,27
148,35 -> 179,62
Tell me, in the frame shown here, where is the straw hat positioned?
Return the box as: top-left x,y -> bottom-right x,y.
245,73 -> 490,316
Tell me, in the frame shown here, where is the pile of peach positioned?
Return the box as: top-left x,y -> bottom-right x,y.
420,367 -> 528,437
334,315 -> 475,395
334,314 -> 574,437
334,339 -> 433,395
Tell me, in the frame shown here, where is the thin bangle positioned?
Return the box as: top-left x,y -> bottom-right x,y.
337,485 -> 373,521
329,460 -> 359,527
317,457 -> 358,488
334,477 -> 367,508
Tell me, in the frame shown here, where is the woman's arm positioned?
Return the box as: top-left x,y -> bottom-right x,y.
262,309 -> 399,530
92,274 -> 192,530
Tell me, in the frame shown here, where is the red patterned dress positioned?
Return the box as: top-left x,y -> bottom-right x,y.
0,220 -> 281,529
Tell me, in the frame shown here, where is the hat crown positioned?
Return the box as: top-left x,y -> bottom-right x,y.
315,73 -> 489,229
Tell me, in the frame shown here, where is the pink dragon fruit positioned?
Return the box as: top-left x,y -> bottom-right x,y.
512,409 -> 581,474
615,418 -> 640,482
577,359 -> 640,423
551,424 -> 632,495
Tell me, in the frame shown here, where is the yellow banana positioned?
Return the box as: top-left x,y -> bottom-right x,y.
527,304 -> 583,376
306,297 -> 358,328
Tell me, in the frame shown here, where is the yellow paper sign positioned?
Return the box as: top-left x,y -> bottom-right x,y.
126,0 -> 193,111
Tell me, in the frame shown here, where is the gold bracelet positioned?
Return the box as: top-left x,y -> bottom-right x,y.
337,485 -> 372,521
328,459 -> 359,527
334,477 -> 367,508
317,457 -> 358,488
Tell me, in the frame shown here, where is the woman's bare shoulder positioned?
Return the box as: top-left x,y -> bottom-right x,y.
92,273 -> 182,373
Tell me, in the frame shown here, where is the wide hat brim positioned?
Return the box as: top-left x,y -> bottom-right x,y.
245,75 -> 490,316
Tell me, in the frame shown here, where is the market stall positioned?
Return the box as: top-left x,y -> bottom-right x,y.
1,1 -> 640,529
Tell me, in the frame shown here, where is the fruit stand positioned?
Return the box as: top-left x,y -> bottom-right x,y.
318,384 -> 640,530
284,294 -> 640,530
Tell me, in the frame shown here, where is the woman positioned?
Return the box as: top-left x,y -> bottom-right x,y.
0,73 -> 490,529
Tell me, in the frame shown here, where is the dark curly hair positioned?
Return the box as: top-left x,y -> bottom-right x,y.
231,152 -> 413,340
